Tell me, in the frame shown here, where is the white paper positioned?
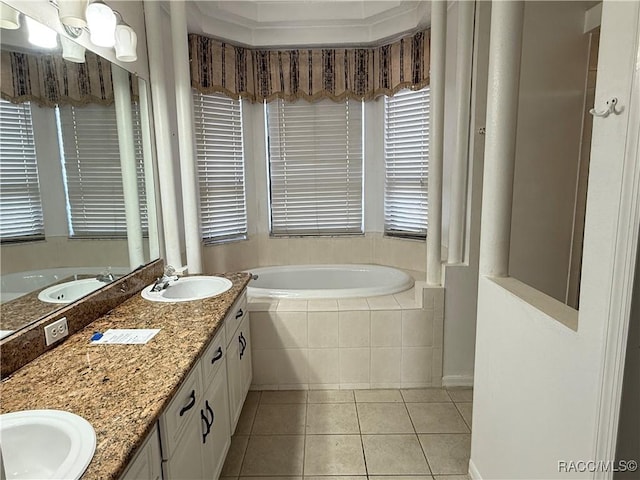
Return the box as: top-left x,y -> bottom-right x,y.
91,329 -> 160,345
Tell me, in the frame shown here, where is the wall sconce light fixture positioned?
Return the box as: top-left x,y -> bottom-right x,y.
0,3 -> 21,29
56,0 -> 137,62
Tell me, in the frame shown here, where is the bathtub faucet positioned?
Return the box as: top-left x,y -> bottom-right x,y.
96,268 -> 115,283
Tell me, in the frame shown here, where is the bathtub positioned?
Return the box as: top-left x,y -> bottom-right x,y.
0,267 -> 129,303
247,264 -> 414,299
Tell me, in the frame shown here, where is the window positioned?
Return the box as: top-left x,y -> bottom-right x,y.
266,99 -> 363,236
384,87 -> 430,239
0,99 -> 44,241
193,92 -> 247,244
56,103 -> 147,238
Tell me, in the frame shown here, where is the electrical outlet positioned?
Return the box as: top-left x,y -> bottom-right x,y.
44,317 -> 68,346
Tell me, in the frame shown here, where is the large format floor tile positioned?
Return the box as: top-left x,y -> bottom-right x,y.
304,434 -> 367,475
230,388 -> 472,478
447,388 -> 473,403
354,389 -> 404,403
419,434 -> 472,475
406,402 -> 470,433
220,435 -> 249,476
306,403 -> 360,434
240,435 -> 305,476
401,388 -> 452,403
357,402 -> 414,434
362,434 -> 431,475
252,403 -> 307,434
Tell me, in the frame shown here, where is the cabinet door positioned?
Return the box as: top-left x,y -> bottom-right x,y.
239,315 -> 253,398
119,426 -> 162,480
161,414 -> 205,480
226,332 -> 243,433
201,361 -> 232,479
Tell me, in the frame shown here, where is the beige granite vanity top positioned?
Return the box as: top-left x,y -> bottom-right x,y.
0,272 -> 251,480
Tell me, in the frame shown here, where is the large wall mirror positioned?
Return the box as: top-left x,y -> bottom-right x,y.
0,1 -> 161,340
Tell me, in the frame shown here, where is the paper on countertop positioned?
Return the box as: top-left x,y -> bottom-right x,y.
90,329 -> 160,345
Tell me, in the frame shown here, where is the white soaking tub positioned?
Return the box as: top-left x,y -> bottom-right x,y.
247,264 -> 413,299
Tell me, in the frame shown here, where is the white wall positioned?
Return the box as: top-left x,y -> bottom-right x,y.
471,2 -> 640,478
442,0 -> 490,386
508,2 -> 591,303
615,239 -> 640,479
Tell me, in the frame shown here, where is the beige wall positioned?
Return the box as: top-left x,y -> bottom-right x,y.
0,237 -> 134,274
202,233 -> 426,277
508,1 -> 592,303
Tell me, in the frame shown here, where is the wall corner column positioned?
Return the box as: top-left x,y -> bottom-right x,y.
478,1 -> 525,277
427,0 -> 447,285
448,0 -> 475,265
170,0 -> 203,274
143,0 -> 183,269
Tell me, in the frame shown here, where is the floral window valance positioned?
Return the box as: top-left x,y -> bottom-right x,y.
0,50 -> 138,108
189,29 -> 430,103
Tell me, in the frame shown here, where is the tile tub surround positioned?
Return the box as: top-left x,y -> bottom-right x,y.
0,259 -> 164,378
249,286 -> 444,389
0,272 -> 251,479
221,387 -> 473,477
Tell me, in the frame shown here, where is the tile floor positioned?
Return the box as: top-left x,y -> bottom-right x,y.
221,388 -> 473,480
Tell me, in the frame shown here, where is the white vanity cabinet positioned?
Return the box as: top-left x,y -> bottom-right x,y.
120,426 -> 162,480
225,292 -> 252,432
120,287 -> 251,480
159,325 -> 231,479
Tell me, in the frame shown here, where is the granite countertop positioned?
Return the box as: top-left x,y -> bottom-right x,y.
0,272 -> 251,480
0,274 -> 96,331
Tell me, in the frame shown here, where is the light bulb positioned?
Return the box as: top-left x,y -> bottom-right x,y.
86,1 -> 116,48
25,16 -> 58,49
115,24 -> 137,62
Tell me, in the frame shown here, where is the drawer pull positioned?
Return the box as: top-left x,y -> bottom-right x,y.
179,390 -> 196,417
201,400 -> 215,444
211,346 -> 223,364
239,332 -> 247,359
235,308 -> 244,319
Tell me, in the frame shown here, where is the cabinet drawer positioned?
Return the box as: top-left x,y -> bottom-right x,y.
225,291 -> 248,347
158,364 -> 202,460
201,326 -> 225,387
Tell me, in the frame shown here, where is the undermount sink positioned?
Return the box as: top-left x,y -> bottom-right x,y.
141,276 -> 233,302
37,279 -> 107,304
0,410 -> 96,480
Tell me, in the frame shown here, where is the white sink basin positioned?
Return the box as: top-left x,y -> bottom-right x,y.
0,410 -> 96,480
141,276 -> 233,302
37,279 -> 107,304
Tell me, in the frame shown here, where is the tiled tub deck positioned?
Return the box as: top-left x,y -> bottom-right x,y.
248,287 -> 444,390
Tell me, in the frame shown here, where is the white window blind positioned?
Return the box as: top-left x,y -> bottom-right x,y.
266,99 -> 363,236
384,87 -> 430,239
0,99 -> 45,241
56,103 -> 147,238
193,92 -> 247,244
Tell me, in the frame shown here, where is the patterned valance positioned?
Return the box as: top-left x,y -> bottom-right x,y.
189,30 -> 430,103
0,50 -> 138,108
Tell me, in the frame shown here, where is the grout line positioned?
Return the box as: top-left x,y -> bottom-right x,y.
354,398 -> 370,476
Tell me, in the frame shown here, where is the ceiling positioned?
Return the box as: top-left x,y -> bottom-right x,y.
184,0 -> 431,47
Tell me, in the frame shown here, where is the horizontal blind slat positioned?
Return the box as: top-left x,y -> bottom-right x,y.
193,91 -> 247,243
384,87 -> 430,238
267,98 -> 363,236
0,99 -> 45,240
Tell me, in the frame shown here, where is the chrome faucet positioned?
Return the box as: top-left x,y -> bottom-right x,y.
151,265 -> 179,292
96,268 -> 115,283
